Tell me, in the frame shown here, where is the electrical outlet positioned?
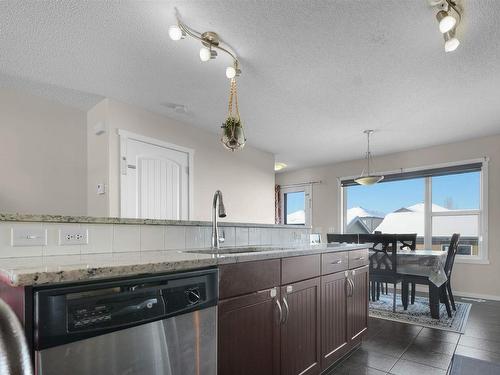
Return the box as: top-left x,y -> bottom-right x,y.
59,228 -> 88,245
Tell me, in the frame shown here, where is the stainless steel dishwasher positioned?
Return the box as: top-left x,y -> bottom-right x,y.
33,268 -> 217,375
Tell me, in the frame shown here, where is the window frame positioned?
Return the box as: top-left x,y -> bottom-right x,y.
339,158 -> 489,264
280,184 -> 312,227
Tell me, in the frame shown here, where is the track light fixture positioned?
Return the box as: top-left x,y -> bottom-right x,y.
430,0 -> 462,52
169,15 -> 241,79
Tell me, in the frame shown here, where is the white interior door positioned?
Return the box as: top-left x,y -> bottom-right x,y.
120,132 -> 192,220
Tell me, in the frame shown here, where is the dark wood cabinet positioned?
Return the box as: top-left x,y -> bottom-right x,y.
218,287 -> 281,375
281,277 -> 321,375
321,271 -> 349,369
218,251 -> 369,375
347,265 -> 369,343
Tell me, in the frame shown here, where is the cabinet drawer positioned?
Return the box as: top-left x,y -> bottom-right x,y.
281,254 -> 321,285
219,259 -> 281,299
321,251 -> 348,275
348,249 -> 369,269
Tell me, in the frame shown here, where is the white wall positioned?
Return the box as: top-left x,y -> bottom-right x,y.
87,99 -> 276,223
0,88 -> 87,215
276,134 -> 500,299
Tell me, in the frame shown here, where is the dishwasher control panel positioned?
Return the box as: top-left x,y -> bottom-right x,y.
67,291 -> 164,332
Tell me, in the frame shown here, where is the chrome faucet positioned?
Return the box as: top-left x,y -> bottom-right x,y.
211,190 -> 227,249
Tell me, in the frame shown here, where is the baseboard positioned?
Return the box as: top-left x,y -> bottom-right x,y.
453,291 -> 500,301
380,284 -> 500,301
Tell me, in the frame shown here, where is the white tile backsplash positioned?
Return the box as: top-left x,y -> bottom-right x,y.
235,227 -> 249,246
0,223 -> 43,258
185,226 -> 206,249
43,223 -> 81,256
140,225 -> 165,251
220,227 -> 236,247
261,228 -> 273,245
248,228 -> 261,246
82,224 -> 113,254
165,226 -> 186,250
113,225 -> 141,252
271,228 -> 283,245
0,220 -> 311,258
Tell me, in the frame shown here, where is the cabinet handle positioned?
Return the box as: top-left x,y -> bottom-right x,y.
331,260 -> 342,264
282,297 -> 289,324
354,256 -> 364,260
347,279 -> 354,297
275,299 -> 283,324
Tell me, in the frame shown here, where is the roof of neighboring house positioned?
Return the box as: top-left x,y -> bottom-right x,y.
346,207 -> 384,225
286,209 -> 305,224
374,208 -> 478,237
346,216 -> 372,234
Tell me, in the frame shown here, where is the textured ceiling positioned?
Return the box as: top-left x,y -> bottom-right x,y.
1,1 -> 500,170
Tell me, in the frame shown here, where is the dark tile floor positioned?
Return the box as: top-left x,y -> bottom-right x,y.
327,296 -> 500,375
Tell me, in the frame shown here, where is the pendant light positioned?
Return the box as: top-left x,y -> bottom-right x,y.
354,130 -> 384,186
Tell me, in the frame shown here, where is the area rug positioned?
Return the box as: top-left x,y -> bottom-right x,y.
369,294 -> 471,333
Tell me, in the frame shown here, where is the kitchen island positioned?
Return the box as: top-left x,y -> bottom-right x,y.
0,242 -> 369,375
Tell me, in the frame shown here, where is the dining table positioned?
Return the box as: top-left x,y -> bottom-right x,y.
369,249 -> 448,319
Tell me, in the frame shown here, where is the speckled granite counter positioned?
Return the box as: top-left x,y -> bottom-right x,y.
0,213 -> 306,228
0,244 -> 367,287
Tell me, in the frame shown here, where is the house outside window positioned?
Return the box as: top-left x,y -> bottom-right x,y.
340,159 -> 488,263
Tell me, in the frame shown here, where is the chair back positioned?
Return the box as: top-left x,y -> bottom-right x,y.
359,233 -> 392,252
326,233 -> 359,244
363,234 -> 398,276
444,233 -> 460,278
396,233 -> 417,250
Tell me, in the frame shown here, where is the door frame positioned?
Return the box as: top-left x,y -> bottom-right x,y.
118,129 -> 194,220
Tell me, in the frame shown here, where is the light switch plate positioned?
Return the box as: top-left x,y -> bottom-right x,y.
59,228 -> 89,245
11,227 -> 47,246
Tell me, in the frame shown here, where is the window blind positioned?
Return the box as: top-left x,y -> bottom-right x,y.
340,162 -> 482,187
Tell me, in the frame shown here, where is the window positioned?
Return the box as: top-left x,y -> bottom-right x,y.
341,160 -> 488,263
280,185 -> 312,226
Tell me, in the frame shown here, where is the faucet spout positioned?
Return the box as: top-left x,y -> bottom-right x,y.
212,190 -> 226,249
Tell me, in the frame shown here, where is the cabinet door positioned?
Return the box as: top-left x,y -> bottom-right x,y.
321,271 -> 349,370
281,278 -> 321,375
347,266 -> 369,343
218,288 -> 281,375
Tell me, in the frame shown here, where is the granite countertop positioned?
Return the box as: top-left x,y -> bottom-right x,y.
0,243 -> 367,287
0,212 -> 307,228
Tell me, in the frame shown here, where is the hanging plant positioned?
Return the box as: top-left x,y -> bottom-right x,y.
221,78 -> 246,151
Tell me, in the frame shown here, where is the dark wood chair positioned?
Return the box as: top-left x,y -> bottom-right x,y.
402,233 -> 460,318
443,234 -> 459,311
326,233 -> 359,244
395,233 -> 418,304
367,234 -> 401,312
359,233 -> 393,299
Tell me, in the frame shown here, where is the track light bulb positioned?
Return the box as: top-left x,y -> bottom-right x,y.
436,10 -> 457,34
226,66 -> 236,79
199,47 -> 217,62
444,32 -> 460,52
168,25 -> 184,41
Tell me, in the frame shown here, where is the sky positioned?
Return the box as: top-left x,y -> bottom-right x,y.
285,191 -> 305,215
346,172 -> 480,214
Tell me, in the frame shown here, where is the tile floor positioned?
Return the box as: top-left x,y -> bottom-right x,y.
327,296 -> 500,374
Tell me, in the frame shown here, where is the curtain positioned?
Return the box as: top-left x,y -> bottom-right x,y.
275,184 -> 281,224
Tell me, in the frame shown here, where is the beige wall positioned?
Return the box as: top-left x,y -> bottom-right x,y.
277,135 -> 500,299
0,88 -> 87,215
87,99 -> 276,223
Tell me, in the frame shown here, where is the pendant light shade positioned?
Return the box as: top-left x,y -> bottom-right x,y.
355,130 -> 384,186
354,175 -> 384,186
